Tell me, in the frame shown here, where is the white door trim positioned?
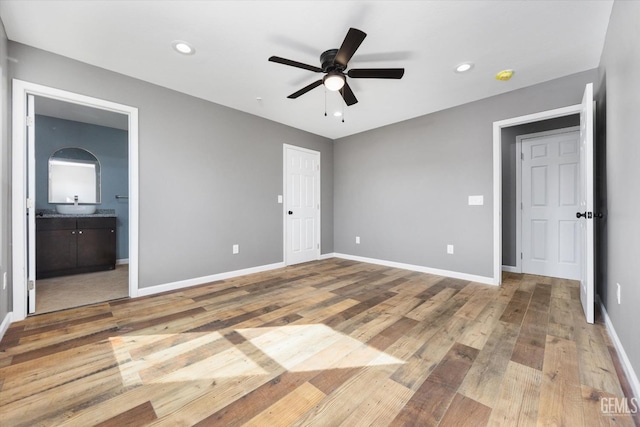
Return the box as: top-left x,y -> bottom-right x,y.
493,104 -> 581,285
282,144 -> 321,265
515,126 -> 580,274
11,79 -> 139,321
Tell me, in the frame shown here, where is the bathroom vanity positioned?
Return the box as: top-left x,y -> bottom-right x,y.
36,213 -> 116,279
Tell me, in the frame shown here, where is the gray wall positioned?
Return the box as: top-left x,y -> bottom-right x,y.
9,42 -> 333,290
0,21 -> 8,324
35,114 -> 129,259
597,0 -> 640,393
334,69 -> 597,279
501,115 -> 579,267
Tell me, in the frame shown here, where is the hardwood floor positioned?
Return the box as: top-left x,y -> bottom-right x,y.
0,258 -> 637,426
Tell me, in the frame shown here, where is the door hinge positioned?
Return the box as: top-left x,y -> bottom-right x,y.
26,198 -> 33,209
520,202 -> 523,210
317,243 -> 320,249
317,164 -> 320,171
26,116 -> 34,127
521,152 -> 524,161
28,280 -> 35,291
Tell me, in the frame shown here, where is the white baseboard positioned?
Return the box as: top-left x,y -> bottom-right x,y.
502,265 -> 520,273
598,295 -> 640,399
319,252 -> 336,260
0,311 -> 12,343
137,262 -> 286,297
116,258 -> 129,265
333,253 -> 496,286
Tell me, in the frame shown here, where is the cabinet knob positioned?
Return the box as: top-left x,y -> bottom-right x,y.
78,230 -> 83,234
111,229 -> 115,232
71,231 -> 76,235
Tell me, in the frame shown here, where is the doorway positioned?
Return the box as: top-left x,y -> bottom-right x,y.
493,83 -> 595,323
12,80 -> 139,321
283,144 -> 321,265
33,97 -> 130,313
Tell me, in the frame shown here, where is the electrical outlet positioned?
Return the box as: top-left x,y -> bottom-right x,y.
617,283 -> 621,304
447,245 -> 454,254
233,244 -> 239,254
355,236 -> 360,244
2,272 -> 6,291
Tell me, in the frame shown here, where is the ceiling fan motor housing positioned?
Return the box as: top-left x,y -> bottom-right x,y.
321,49 -> 341,72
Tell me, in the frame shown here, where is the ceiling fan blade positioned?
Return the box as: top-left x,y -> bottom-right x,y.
334,28 -> 367,68
340,82 -> 358,106
287,80 -> 323,99
269,56 -> 323,73
348,68 -> 405,79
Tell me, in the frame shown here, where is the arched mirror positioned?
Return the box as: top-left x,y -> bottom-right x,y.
48,147 -> 101,204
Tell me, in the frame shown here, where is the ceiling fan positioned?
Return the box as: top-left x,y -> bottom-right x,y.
268,28 -> 405,106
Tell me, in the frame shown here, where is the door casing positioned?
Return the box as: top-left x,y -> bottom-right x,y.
11,79 -> 139,321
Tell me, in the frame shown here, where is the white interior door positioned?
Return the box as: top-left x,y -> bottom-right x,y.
578,83 -> 595,324
27,94 -> 36,314
284,145 -> 320,265
521,129 -> 581,280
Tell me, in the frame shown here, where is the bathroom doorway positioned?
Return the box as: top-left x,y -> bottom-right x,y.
33,97 -> 130,313
12,80 -> 139,320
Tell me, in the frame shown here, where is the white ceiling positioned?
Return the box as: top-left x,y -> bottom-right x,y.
0,1 -> 613,139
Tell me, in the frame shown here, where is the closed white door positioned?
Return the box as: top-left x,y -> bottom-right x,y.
284,145 -> 320,265
522,129 -> 581,280
578,83 -> 595,324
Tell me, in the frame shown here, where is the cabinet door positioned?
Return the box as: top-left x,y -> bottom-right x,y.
77,228 -> 116,268
36,229 -> 78,276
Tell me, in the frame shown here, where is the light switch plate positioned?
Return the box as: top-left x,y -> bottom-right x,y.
468,195 -> 484,206
447,245 -> 454,254
277,195 -> 283,204
233,244 -> 239,254
355,236 -> 360,244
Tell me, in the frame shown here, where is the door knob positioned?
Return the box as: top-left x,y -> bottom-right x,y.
288,211 -> 293,215
576,212 -> 587,218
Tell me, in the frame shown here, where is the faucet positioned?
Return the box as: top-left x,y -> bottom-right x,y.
74,195 -> 78,206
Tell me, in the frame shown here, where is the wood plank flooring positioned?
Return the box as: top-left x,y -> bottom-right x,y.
0,258 -> 637,426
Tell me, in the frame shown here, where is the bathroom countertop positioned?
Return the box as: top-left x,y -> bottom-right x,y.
36,209 -> 117,218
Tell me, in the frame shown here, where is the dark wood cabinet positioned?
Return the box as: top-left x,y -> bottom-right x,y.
36,217 -> 116,279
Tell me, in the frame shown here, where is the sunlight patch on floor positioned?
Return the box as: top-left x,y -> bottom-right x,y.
109,324 -> 405,386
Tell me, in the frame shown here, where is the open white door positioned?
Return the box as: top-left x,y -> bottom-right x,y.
578,83 -> 595,324
284,145 -> 320,265
27,94 -> 36,314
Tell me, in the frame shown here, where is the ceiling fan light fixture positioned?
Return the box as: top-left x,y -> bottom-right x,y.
324,72 -> 345,91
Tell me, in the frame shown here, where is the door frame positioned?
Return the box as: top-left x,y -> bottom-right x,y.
282,144 -> 321,266
493,104 -> 582,285
12,79 -> 139,320
513,126 -> 580,274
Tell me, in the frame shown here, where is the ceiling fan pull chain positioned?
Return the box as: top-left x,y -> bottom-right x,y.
324,88 -> 327,117
342,99 -> 345,123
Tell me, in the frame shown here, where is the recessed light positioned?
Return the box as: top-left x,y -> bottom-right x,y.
496,69 -> 514,81
172,40 -> 195,55
333,111 -> 342,117
455,62 -> 474,73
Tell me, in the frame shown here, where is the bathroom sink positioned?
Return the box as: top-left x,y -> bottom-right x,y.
55,204 -> 97,215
